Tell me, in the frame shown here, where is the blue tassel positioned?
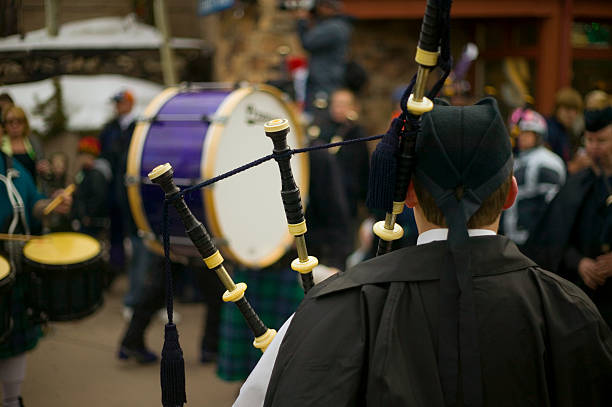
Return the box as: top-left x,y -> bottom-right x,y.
366,118 -> 403,212
161,323 -> 186,407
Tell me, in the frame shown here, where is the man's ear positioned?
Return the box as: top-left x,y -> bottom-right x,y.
405,180 -> 418,208
502,176 -> 518,210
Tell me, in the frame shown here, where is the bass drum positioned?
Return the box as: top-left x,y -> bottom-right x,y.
127,84 -> 309,268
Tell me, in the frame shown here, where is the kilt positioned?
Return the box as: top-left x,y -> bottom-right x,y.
217,262 -> 303,381
0,271 -> 43,359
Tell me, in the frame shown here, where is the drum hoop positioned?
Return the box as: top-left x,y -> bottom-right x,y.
0,255 -> 10,282
126,86 -> 180,255
22,251 -> 101,270
22,233 -> 102,266
201,84 -> 310,268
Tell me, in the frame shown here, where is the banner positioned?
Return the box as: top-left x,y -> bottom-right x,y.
198,0 -> 234,16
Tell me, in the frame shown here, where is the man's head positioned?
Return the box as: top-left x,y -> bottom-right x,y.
315,0 -> 341,16
405,98 -> 517,231
584,106 -> 612,172
509,108 -> 548,152
585,90 -> 609,111
329,88 -> 357,123
112,90 -> 135,116
77,136 -> 101,169
554,87 -> 582,130
50,152 -> 68,176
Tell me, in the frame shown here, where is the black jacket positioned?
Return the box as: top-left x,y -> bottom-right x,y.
525,168 -> 612,325
264,235 -> 612,406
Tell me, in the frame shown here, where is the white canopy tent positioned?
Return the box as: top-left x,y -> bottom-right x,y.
1,74 -> 164,133
0,14 -> 204,52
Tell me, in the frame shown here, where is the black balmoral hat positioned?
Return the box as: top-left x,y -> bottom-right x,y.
415,97 -> 512,194
585,106 -> 612,133
414,97 -> 513,407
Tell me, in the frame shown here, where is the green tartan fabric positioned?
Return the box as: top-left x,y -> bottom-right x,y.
217,264 -> 304,381
0,271 -> 43,359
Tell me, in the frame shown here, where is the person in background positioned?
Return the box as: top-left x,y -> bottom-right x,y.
71,136 -> 110,238
1,106 -> 48,185
99,90 -> 150,311
546,87 -> 583,171
525,105 -> 612,326
311,88 -> 369,235
42,152 -> 68,194
0,150 -> 72,407
585,90 -> 610,111
99,89 -> 135,277
502,108 -> 566,246
295,0 -> 351,113
42,152 -> 71,232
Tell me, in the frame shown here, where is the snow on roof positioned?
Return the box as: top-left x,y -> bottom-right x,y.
0,14 -> 205,52
1,74 -> 164,132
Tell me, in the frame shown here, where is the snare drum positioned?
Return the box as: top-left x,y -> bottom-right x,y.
127,84 -> 309,267
0,255 -> 15,342
22,233 -> 103,321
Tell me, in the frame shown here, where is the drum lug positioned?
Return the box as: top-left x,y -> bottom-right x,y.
125,175 -> 141,186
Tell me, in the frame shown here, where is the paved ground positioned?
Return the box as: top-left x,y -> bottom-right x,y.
18,276 -> 242,407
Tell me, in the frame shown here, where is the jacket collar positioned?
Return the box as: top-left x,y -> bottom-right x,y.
312,235 -> 536,298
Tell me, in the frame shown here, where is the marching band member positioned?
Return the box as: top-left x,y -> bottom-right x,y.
526,106 -> 612,327
502,108 -> 566,246
235,99 -> 612,406
0,148 -> 71,407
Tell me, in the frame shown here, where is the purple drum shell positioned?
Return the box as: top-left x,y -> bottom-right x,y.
136,89 -> 230,257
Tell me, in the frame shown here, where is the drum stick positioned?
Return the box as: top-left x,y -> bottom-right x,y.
43,184 -> 75,216
264,119 -> 316,294
0,233 -> 46,242
149,163 -> 276,352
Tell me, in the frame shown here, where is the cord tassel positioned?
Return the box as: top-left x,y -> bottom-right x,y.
161,323 -> 187,407
366,118 -> 403,212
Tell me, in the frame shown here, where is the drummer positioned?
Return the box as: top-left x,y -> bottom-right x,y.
0,149 -> 72,407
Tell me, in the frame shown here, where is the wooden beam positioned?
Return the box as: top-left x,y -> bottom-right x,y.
344,0 -> 557,19
573,47 -> 612,59
536,9 -> 561,116
573,1 -> 612,19
479,48 -> 539,59
558,0 -> 573,87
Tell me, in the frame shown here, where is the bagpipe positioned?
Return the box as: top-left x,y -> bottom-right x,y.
140,1 -> 453,405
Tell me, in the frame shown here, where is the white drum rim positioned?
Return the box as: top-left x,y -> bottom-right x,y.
202,84 -> 309,268
127,84 -> 309,267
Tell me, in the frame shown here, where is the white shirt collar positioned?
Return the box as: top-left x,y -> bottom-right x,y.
119,112 -> 135,130
417,228 -> 496,245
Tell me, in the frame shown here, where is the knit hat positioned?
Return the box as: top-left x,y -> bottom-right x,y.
112,90 -> 135,104
78,136 -> 101,156
585,106 -> 612,132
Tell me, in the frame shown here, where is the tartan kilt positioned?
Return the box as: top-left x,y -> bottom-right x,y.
0,271 -> 43,359
217,262 -> 304,381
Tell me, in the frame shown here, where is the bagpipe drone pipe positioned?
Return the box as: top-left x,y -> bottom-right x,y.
145,1 -> 454,405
